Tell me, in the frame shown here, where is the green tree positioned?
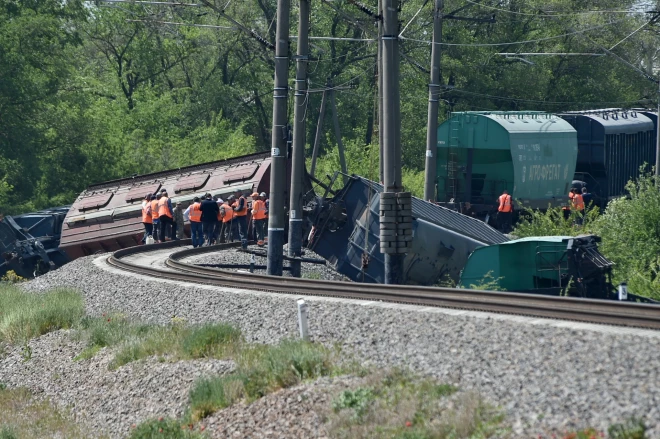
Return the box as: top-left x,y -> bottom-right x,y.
593,173 -> 660,299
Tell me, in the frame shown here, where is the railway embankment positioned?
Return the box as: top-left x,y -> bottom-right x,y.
2,252 -> 660,438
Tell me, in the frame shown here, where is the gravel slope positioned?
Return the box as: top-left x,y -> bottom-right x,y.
0,330 -> 233,438
17,253 -> 660,438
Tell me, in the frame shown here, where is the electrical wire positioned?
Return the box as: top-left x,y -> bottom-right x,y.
400,18 -> 628,46
609,17 -> 655,50
463,0 -> 644,17
436,87 -> 653,107
399,0 -> 430,38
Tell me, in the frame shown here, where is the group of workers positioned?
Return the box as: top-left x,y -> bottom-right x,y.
497,186 -> 594,232
141,189 -> 269,250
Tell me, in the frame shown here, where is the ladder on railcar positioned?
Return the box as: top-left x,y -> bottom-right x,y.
446,116 -> 461,201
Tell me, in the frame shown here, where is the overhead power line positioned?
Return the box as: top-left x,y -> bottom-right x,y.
126,19 -> 234,29
498,52 -> 605,56
463,0 -> 644,17
400,18 -> 627,47
96,0 -> 201,6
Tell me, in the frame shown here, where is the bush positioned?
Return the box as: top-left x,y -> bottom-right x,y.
592,172 -> 660,299
128,417 -> 206,439
189,339 -> 335,420
325,369 -> 501,439
189,375 -> 246,420
512,204 -> 599,238
332,388 -> 375,420
73,317 -> 242,368
0,427 -> 17,439
608,418 -> 647,439
1,271 -> 25,283
0,286 -> 84,344
181,324 -> 241,358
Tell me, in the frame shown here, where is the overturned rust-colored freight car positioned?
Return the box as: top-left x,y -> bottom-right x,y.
60,151 -> 302,259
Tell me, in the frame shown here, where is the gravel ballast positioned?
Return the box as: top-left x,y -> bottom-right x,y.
183,245 -> 349,281
0,329 -> 233,438
13,252 -> 660,437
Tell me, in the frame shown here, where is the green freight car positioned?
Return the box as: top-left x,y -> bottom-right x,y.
435,112 -> 578,215
458,234 -> 657,302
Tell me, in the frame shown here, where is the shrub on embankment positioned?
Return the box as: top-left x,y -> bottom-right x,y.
0,285 -> 84,344
188,339 -> 336,420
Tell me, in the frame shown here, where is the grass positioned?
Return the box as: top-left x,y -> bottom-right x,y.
127,418 -> 207,439
189,339 -> 336,421
0,386 -> 93,439
0,284 -> 84,344
73,314 -> 242,370
325,369 -> 507,439
608,418 -> 647,439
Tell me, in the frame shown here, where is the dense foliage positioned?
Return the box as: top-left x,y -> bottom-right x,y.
1,0 -> 658,213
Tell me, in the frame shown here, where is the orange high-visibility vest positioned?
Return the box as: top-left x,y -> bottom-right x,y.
498,194 -> 512,213
189,202 -> 202,222
233,196 -> 248,217
151,199 -> 160,220
158,196 -> 172,218
572,193 -> 585,211
142,203 -> 152,224
221,203 -> 235,223
252,199 -> 267,220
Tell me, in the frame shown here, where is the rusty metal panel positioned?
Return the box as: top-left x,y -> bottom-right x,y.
78,193 -> 113,211
60,153 -> 287,257
125,183 -> 161,202
222,163 -> 259,184
175,174 -> 210,193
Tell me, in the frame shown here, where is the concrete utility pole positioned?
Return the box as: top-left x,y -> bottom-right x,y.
380,0 -> 408,284
267,0 -> 291,276
288,0 -> 311,278
378,0 -> 384,183
423,0 -> 444,201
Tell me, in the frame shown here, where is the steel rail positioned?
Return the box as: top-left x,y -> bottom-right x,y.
107,242 -> 660,330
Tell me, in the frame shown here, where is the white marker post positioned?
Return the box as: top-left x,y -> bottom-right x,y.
618,282 -> 628,301
297,299 -> 309,341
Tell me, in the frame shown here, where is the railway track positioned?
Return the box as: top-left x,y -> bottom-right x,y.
107,240 -> 660,330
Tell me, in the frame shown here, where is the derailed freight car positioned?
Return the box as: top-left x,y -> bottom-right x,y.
0,207 -> 70,278
460,234 -> 657,303
307,175 -> 508,285
60,151 -> 310,258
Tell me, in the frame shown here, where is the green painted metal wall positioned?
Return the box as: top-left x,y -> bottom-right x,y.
435,112 -> 578,206
459,237 -> 570,291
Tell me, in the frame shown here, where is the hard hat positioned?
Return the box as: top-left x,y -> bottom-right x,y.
251,192 -> 259,198
259,192 -> 266,197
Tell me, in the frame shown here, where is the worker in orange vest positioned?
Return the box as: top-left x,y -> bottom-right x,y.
232,190 -> 249,249
150,193 -> 161,243
497,189 -> 513,233
141,194 -> 153,244
251,192 -> 267,247
219,196 -> 235,243
184,196 -> 203,247
157,189 -> 174,242
260,192 -> 269,244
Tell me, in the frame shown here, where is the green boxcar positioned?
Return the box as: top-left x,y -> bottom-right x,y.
459,236 -> 571,293
436,112 -> 578,211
